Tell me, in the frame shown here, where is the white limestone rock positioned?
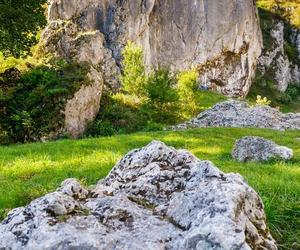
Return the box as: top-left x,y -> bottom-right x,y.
258,21 -> 300,92
232,136 -> 293,162
173,100 -> 300,131
0,141 -> 277,249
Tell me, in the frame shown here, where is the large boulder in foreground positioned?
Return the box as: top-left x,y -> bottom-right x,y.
232,136 -> 293,162
0,141 -> 277,249
173,100 -> 300,131
41,0 -> 262,137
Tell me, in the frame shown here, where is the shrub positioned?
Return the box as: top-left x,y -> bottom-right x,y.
177,69 -> 199,119
256,95 -> 272,106
0,61 -> 89,143
85,120 -> 117,137
286,85 -> 300,100
85,93 -> 148,137
120,41 -> 147,97
143,67 -> 179,124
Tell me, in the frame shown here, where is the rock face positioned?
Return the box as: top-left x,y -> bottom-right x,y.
173,100 -> 300,130
0,141 -> 277,249
232,136 -> 293,162
258,21 -> 300,92
41,0 -> 262,136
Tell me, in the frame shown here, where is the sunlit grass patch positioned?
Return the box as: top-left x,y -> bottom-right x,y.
0,128 -> 299,249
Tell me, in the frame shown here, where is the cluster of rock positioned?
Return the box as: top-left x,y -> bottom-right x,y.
173,100 -> 300,131
0,141 -> 277,249
232,136 -> 293,162
41,0 -> 262,137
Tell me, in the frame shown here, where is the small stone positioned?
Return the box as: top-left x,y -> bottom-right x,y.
232,136 -> 293,162
58,178 -> 89,200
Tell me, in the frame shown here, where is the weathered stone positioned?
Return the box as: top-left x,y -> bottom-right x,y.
0,141 -> 277,249
232,136 -> 293,162
173,100 -> 300,131
41,0 -> 263,136
258,21 -> 300,92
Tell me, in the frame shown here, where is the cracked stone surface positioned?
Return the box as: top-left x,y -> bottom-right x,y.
41,0 -> 262,137
232,136 -> 293,162
258,21 -> 300,92
0,141 -> 277,249
173,100 -> 300,131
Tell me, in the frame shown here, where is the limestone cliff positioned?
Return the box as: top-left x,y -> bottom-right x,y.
255,2 -> 300,93
41,0 -> 263,137
258,21 -> 300,92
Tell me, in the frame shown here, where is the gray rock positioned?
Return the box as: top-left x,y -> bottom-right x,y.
41,0 -> 262,137
0,141 -> 277,249
258,21 -> 300,92
173,100 -> 300,130
232,136 -> 293,162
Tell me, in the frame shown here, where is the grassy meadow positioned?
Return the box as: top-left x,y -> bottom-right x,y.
0,127 -> 299,249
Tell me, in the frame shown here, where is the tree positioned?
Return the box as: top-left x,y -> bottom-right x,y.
120,41 -> 147,97
0,0 -> 47,57
177,69 -> 200,119
144,67 -> 179,124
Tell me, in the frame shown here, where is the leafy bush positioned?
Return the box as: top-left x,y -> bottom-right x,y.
86,42 -> 227,138
256,95 -> 272,106
85,120 -> 117,137
143,67 -> 179,124
120,41 -> 147,97
0,61 -> 89,143
85,93 -> 148,138
177,69 -> 199,119
286,85 -> 300,100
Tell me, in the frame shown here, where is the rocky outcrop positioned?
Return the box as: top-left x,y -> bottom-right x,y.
0,141 -> 277,249
41,0 -> 263,136
232,136 -> 293,162
41,0 -> 120,137
258,21 -> 300,92
173,100 -> 300,130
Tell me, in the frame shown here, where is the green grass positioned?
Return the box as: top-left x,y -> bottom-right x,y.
0,128 -> 300,249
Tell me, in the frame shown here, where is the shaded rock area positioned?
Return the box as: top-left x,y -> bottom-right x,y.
0,141 -> 277,249
258,21 -> 300,92
173,100 -> 300,131
232,136 -> 293,162
41,0 -> 263,137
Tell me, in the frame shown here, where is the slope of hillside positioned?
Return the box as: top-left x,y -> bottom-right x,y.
0,128 -> 299,249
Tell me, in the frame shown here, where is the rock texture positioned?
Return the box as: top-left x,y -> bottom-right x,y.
173,100 -> 300,130
258,21 -> 300,92
232,136 -> 293,162
41,0 -> 263,136
0,141 -> 277,250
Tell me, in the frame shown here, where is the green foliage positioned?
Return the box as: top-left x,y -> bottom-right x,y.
0,0 -> 47,57
256,0 -> 300,27
0,128 -> 299,249
0,62 -> 89,143
86,42 -> 227,138
85,93 -> 148,138
143,67 -> 179,124
120,41 -> 147,97
248,70 -> 300,112
256,95 -> 272,106
177,69 -> 200,119
284,42 -> 299,65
